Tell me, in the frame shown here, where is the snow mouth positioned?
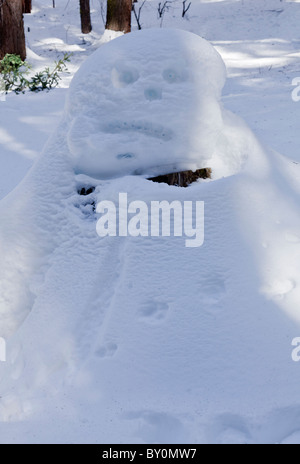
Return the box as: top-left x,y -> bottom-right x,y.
103,121 -> 174,141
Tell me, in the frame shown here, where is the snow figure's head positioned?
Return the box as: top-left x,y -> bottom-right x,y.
66,28 -> 226,179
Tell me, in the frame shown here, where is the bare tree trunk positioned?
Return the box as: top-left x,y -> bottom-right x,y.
80,0 -> 92,34
106,0 -> 132,34
22,0 -> 32,14
0,0 -> 26,61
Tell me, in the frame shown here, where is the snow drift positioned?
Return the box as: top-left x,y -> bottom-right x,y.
0,29 -> 300,444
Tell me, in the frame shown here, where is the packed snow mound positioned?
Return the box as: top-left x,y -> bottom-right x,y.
66,28 -> 236,179
2,25 -> 300,444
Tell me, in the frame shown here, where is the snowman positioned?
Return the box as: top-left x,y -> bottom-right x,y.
66,28 -> 228,180
2,30 -> 298,442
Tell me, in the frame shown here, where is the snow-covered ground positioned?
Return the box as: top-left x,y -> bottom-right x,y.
0,0 -> 300,444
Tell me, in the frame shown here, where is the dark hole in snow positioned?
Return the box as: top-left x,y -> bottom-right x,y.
148,168 -> 212,187
117,153 -> 135,160
78,186 -> 95,196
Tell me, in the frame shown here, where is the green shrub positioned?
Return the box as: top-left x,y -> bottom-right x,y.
0,53 -> 71,94
0,54 -> 31,93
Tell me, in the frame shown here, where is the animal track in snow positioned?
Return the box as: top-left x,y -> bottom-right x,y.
139,301 -> 169,323
263,279 -> 295,299
95,342 -> 118,358
199,274 -> 226,305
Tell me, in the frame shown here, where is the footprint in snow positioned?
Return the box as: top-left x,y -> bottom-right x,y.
199,274 -> 226,306
139,301 -> 169,323
95,342 -> 118,358
263,279 -> 295,300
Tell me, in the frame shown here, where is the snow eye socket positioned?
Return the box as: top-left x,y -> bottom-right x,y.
163,69 -> 181,83
120,71 -> 138,85
162,64 -> 188,84
112,66 -> 140,88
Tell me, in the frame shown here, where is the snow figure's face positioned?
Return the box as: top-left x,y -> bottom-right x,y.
66,29 -> 226,179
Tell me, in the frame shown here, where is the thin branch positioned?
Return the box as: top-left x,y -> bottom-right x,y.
132,0 -> 146,30
182,0 -> 191,18
157,1 -> 171,19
